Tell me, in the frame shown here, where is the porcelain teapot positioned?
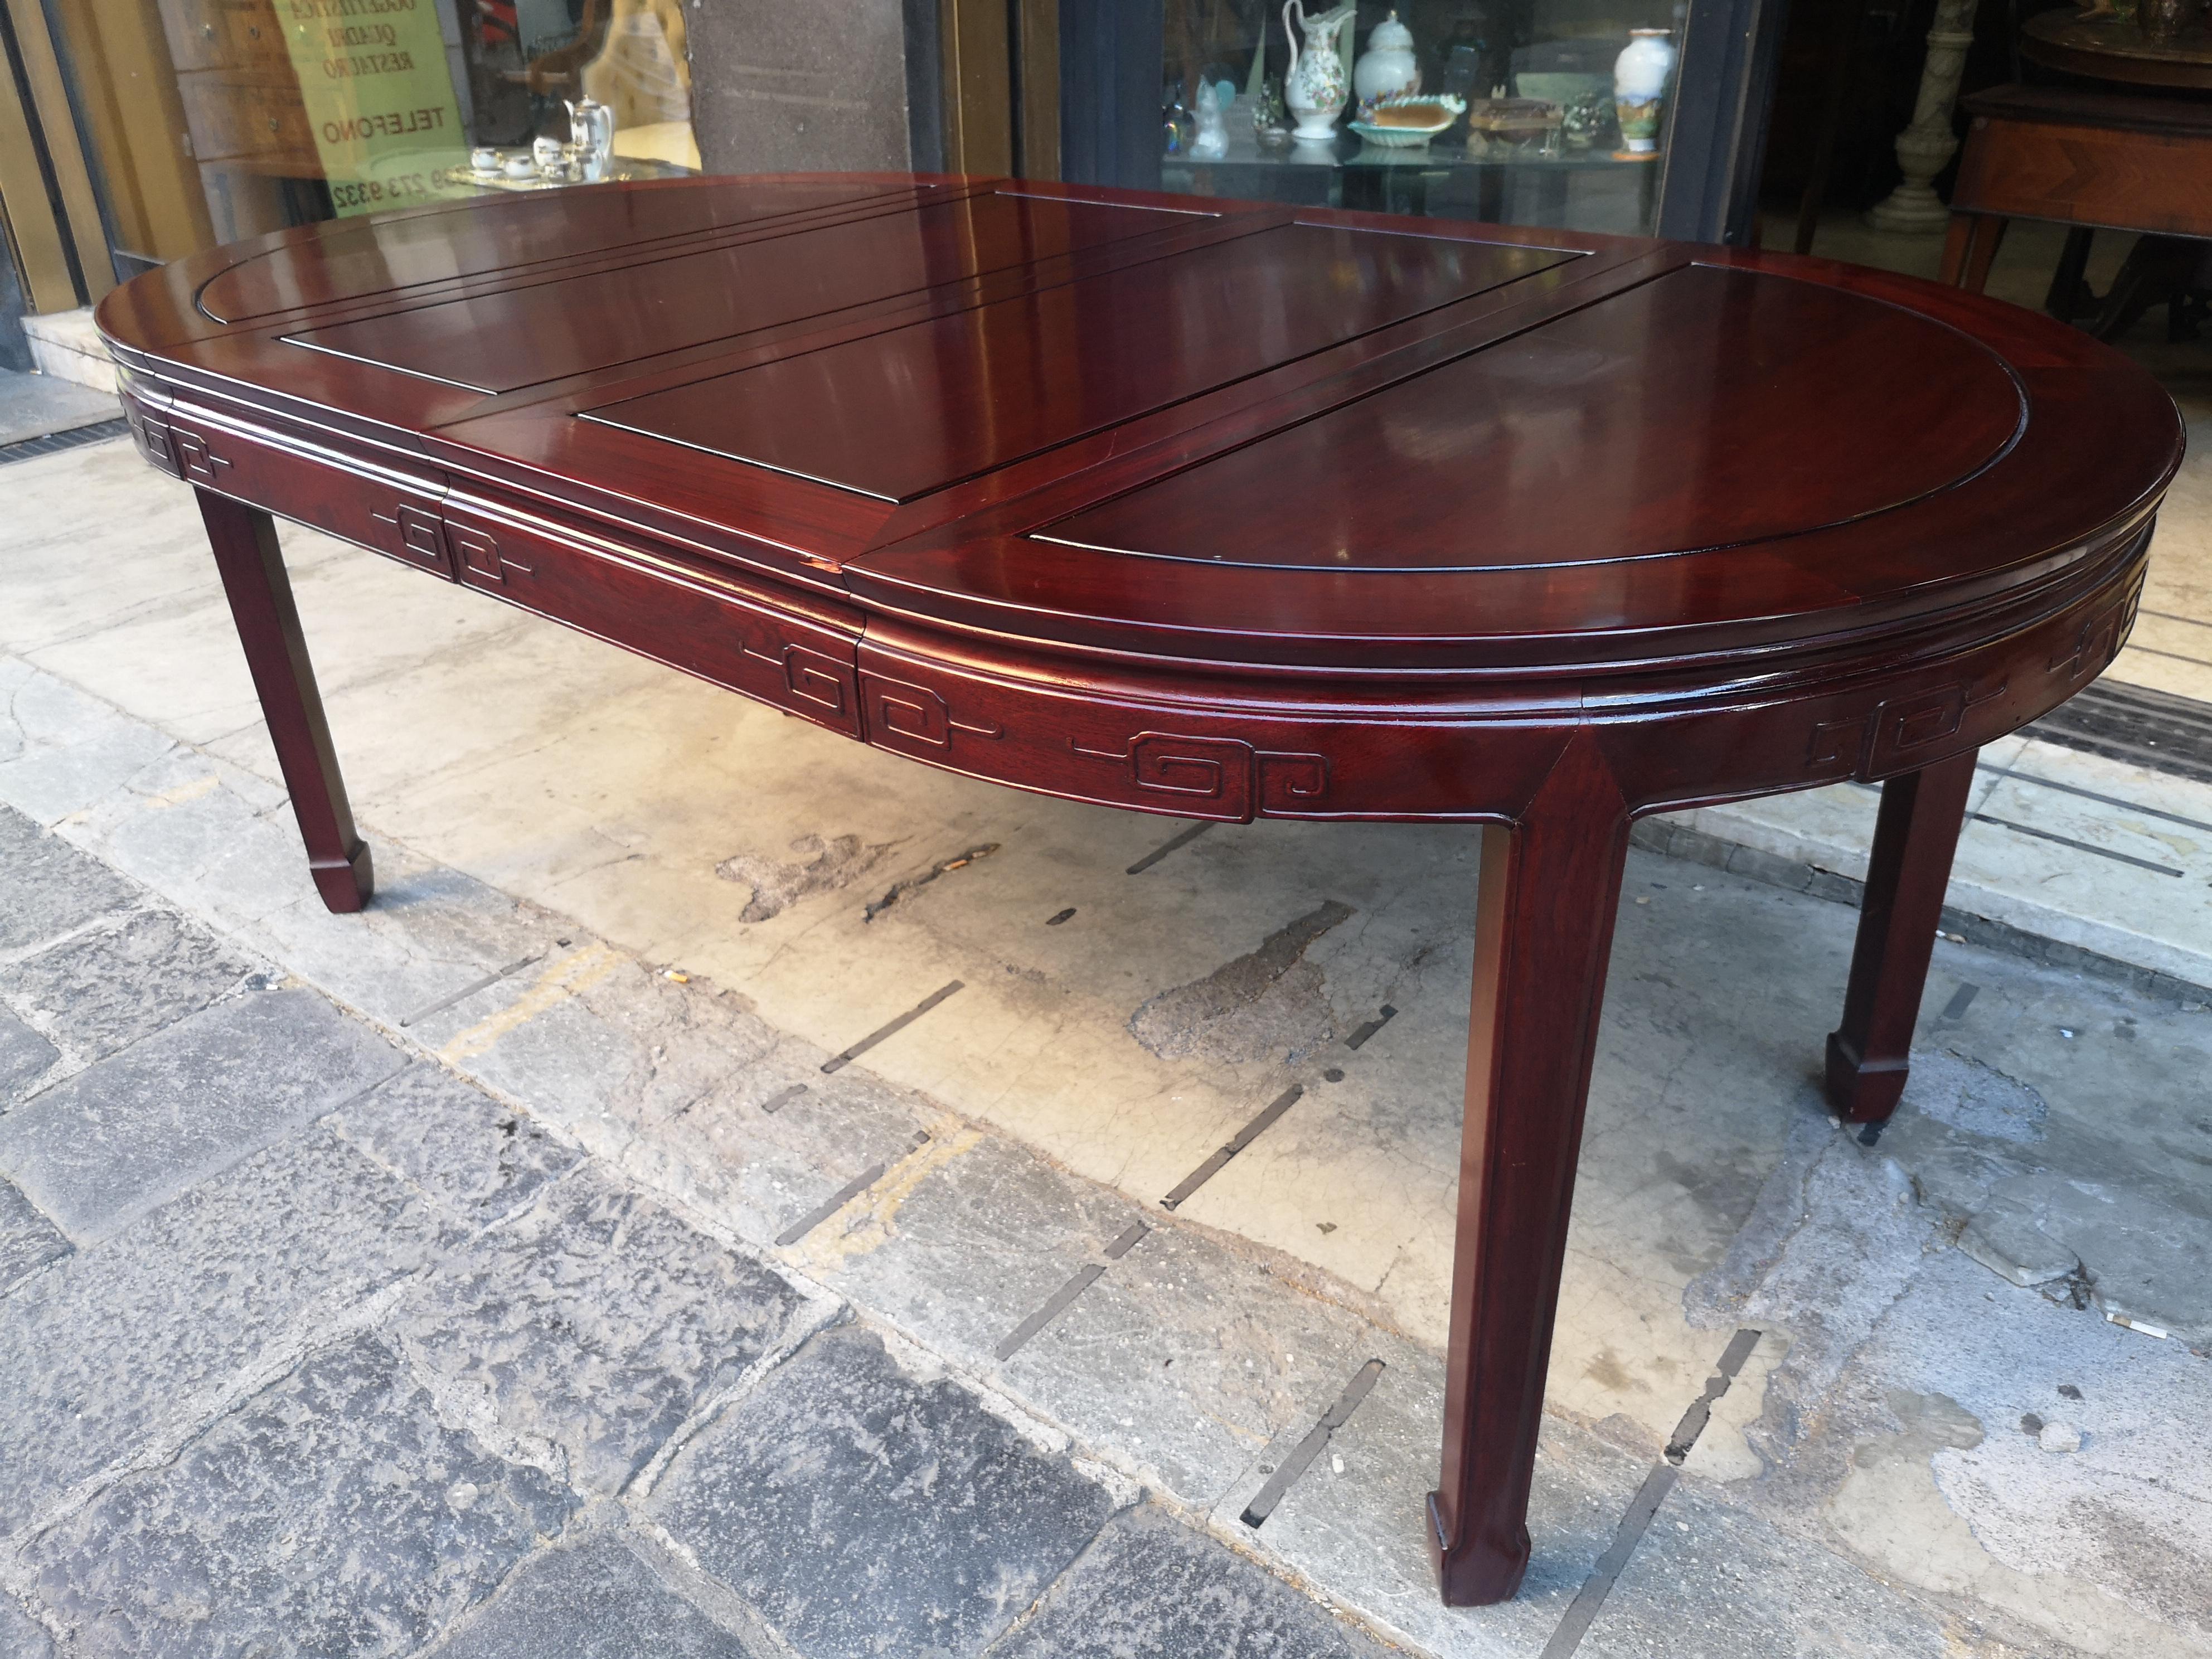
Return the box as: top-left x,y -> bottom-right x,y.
1283,1 -> 1355,142
566,97 -> 615,173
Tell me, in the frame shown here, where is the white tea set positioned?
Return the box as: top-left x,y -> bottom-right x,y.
469,98 -> 618,186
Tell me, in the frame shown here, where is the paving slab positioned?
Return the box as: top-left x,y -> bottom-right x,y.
420,947 -> 935,1249
0,1596 -> 51,1659
0,906 -> 256,1064
0,1009 -> 56,1106
1217,1332 -> 1651,1659
57,741 -> 351,928
617,1051 -> 939,1256
988,1504 -> 1394,1658
0,1178 -> 66,1296
1961,1172 -> 2212,1344
329,1061 -> 583,1228
1799,1250 -> 2212,1658
424,1534 -> 773,1658
651,1325 -> 1118,1659
1573,1474 -> 1954,1659
13,1333 -> 576,1659
0,986 -> 406,1241
243,839 -> 565,1036
0,805 -> 133,953
389,1166 -> 822,1495
1000,1209 -> 1377,1512
0,672 -> 180,828
418,950 -> 776,1143
784,1129 -> 1143,1369
0,1127 -> 456,1540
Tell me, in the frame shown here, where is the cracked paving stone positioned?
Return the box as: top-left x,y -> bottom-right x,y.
330,1063 -> 582,1228
0,805 -> 135,954
0,987 -> 406,1241
18,1333 -> 576,1659
0,1176 -> 67,1296
424,1534 -> 772,1658
652,1325 -> 1116,1659
0,1128 -> 459,1539
0,908 -> 255,1066
0,1596 -> 52,1659
986,1505 -> 1393,1659
0,1007 -> 57,1108
389,1167 -> 816,1495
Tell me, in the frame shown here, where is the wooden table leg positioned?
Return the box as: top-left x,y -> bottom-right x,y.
1939,211 -> 2005,292
198,487 -> 373,914
1431,736 -> 1630,1605
1824,750 -> 1977,1123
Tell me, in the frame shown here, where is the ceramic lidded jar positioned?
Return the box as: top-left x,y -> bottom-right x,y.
1354,11 -> 1421,103
1612,27 -> 1675,154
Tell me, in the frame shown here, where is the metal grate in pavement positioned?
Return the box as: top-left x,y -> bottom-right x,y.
2028,678 -> 2212,787
0,417 -> 130,465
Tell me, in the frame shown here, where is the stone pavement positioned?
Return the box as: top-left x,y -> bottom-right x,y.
5,430 -> 2212,1655
3,671 -> 2211,1658
0,800 -> 1394,1657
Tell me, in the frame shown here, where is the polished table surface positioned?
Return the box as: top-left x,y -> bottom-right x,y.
2020,7 -> 2212,89
96,174 -> 2181,1606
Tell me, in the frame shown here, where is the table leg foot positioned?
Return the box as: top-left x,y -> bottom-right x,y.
1823,750 -> 1977,1124
309,842 -> 376,914
1823,1029 -> 1907,1122
1428,1490 -> 1531,1605
1432,735 -> 1629,1608
198,487 -> 373,916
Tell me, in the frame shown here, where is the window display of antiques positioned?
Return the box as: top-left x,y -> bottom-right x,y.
1165,1 -> 1679,164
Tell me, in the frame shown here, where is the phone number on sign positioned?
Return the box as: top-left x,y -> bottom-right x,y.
331,173 -> 439,209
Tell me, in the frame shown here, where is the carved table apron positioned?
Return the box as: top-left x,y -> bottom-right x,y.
95,174 -> 2181,1607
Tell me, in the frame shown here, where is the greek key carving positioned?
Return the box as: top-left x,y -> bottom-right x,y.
1073,731 -> 1330,817
171,428 -> 232,486
783,645 -> 852,716
2048,581 -> 2141,685
133,413 -> 177,476
1807,677 -> 2000,779
449,525 -> 531,583
861,674 -> 1004,750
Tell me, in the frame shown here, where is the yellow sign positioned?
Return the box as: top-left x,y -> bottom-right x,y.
279,0 -> 470,215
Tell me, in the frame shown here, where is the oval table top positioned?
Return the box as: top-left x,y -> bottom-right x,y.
98,173 -> 2182,821
2020,7 -> 2212,89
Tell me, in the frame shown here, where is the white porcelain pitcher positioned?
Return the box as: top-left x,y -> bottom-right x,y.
1283,1 -> 1355,142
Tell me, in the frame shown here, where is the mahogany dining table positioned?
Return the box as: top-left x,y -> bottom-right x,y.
95,173 -> 2180,1606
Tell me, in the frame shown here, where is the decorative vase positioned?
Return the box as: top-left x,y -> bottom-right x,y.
1612,27 -> 1675,155
1284,0 -> 1356,142
1354,11 -> 1420,103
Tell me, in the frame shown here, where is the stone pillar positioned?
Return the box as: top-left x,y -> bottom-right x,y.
1865,0 -> 1978,234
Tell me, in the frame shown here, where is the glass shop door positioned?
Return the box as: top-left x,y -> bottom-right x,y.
1060,0 -> 1784,244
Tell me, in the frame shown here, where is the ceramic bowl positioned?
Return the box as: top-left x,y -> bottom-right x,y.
1348,94 -> 1465,146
